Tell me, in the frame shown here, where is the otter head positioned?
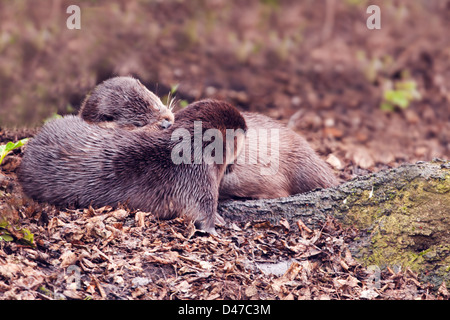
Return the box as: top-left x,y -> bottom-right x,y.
174,99 -> 247,174
79,76 -> 174,129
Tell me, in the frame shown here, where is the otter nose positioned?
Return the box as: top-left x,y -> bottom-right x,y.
160,119 -> 172,129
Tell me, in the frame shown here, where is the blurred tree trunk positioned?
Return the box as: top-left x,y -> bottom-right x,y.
218,160 -> 450,288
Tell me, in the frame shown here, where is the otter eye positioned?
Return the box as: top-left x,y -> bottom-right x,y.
101,115 -> 115,122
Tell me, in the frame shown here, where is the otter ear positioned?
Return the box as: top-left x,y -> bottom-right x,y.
224,163 -> 235,174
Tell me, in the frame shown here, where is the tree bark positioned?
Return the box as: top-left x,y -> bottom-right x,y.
218,160 -> 450,288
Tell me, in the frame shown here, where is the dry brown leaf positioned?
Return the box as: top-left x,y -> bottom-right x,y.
199,260 -> 213,270
326,153 -> 343,170
131,286 -> 147,299
92,276 -> 106,299
176,280 -> 191,293
296,219 -> 313,234
60,250 -> 77,268
340,259 -> 349,271
111,209 -> 129,221
279,218 -> 290,231
438,281 -> 449,298
282,261 -> 302,281
223,261 -> 234,273
245,285 -> 258,298
350,147 -> 374,169
360,288 -> 379,299
135,211 -> 146,228
63,289 -> 84,300
145,251 -> 179,265
253,221 -> 274,229
343,248 -> 358,267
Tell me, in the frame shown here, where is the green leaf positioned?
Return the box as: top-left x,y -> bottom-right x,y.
20,228 -> 34,245
0,138 -> 28,165
0,219 -> 35,246
380,102 -> 394,112
170,83 -> 180,95
0,233 -> 13,242
179,100 -> 189,108
384,90 -> 409,108
0,219 -> 13,242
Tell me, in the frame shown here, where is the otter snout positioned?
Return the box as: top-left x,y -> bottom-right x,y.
160,119 -> 172,129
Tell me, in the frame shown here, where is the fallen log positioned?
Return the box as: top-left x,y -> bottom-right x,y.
218,159 -> 450,288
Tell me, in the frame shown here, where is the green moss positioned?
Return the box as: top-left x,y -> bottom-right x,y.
339,168 -> 450,286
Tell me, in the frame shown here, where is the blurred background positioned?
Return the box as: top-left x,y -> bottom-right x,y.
0,0 -> 449,178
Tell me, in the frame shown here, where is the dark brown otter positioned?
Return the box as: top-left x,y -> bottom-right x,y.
79,76 -> 174,130
18,99 -> 247,233
218,112 -> 338,200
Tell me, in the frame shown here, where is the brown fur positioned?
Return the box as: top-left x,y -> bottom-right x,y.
79,76 -> 174,129
218,112 -> 338,200
19,99 -> 247,233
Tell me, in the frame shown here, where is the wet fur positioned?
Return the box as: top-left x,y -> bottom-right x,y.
79,76 -> 174,129
19,100 -> 247,233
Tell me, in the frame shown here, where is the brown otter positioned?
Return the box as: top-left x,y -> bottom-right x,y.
18,99 -> 247,234
79,76 -> 174,130
218,112 -> 338,200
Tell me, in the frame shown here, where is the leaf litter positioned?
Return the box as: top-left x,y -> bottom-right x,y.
1,191 -> 448,300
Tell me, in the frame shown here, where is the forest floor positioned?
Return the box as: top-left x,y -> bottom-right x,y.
1,175 -> 449,300
0,1 -> 449,299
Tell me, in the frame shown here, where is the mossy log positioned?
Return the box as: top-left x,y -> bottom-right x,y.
218,160 -> 450,288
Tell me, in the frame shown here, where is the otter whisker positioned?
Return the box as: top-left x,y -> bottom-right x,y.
166,91 -> 177,111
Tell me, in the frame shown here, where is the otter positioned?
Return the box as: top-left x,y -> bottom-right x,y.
218,112 -> 338,200
18,99 -> 247,234
79,76 -> 174,130
77,83 -> 337,199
